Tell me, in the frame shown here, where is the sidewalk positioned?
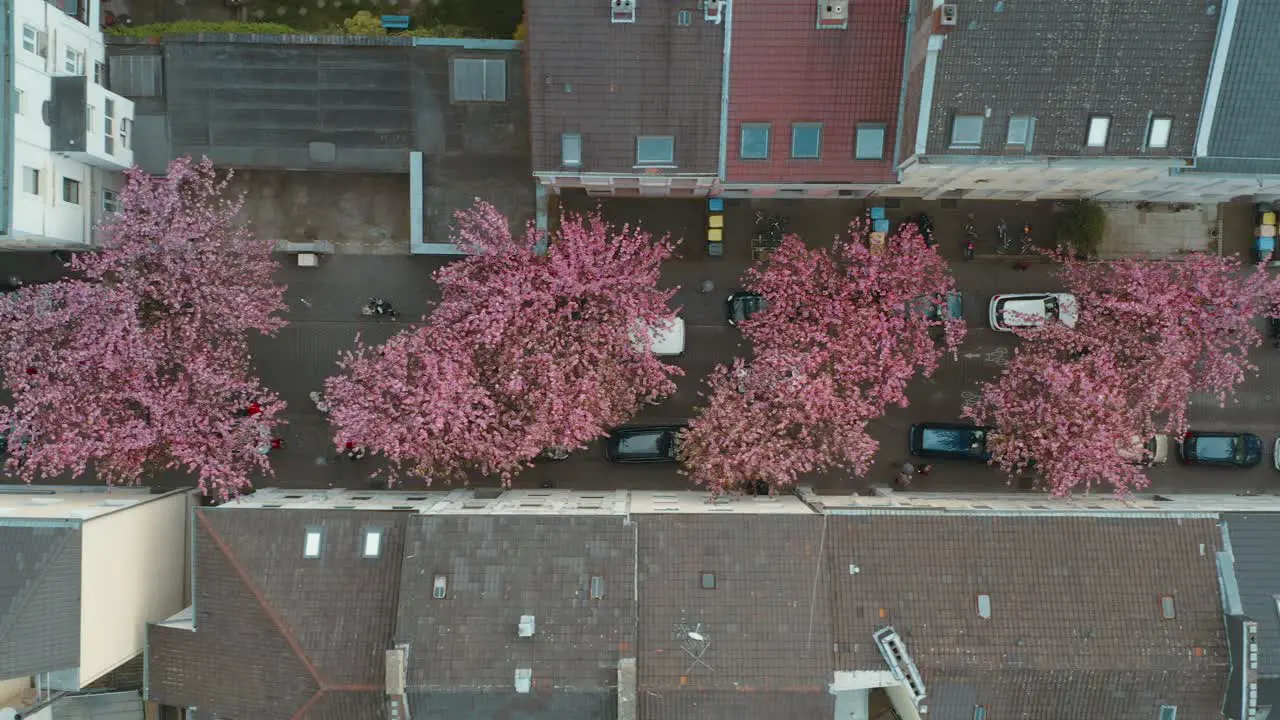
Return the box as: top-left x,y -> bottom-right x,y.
1096,202 -> 1220,259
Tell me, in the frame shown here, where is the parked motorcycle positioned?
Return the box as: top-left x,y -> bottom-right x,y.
1269,317 -> 1280,349
963,238 -> 975,261
995,219 -> 1011,255
362,297 -> 399,318
1020,223 -> 1034,255
917,213 -> 936,247
963,214 -> 978,261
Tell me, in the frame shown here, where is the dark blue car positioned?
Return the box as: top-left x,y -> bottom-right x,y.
1178,431 -> 1262,468
908,422 -> 992,462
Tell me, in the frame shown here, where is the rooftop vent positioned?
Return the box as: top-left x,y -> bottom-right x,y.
611,0 -> 635,23
433,575 -> 447,599
939,3 -> 958,26
816,0 -> 848,29
514,668 -> 533,693
518,614 -> 537,637
874,627 -> 926,705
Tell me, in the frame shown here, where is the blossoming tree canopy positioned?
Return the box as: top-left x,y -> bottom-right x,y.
323,200 -> 683,485
682,220 -> 964,495
0,156 -> 287,501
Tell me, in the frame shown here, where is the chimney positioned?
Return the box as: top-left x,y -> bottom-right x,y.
933,3 -> 958,34
386,645 -> 411,720
617,658 -> 637,720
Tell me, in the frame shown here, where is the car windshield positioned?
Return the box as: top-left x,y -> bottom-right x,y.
618,432 -> 666,457
999,297 -> 1051,325
922,428 -> 982,453
1196,436 -> 1236,461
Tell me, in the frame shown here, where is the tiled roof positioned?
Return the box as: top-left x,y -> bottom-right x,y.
1224,514 -> 1280,672
146,509 -> 408,720
0,523 -> 82,678
405,689 -> 617,720
635,515 -> 833,720
1204,0 -> 1280,163
525,0 -> 724,175
827,514 -> 1229,719
396,515 -> 636,718
922,0 -> 1219,157
725,0 -> 908,184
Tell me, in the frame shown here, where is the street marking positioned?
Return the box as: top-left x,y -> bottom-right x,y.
962,352 -> 982,359
984,347 -> 1009,367
961,390 -> 981,408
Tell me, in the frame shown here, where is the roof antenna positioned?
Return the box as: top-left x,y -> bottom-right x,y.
676,621 -> 714,674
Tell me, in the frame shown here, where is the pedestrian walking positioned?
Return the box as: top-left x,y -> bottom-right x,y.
918,464 -> 933,476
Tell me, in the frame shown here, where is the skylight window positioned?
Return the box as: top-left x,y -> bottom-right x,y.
976,593 -> 992,619
950,115 -> 983,148
304,530 -> 322,558
562,133 -> 582,167
1006,116 -> 1035,147
363,529 -> 382,558
1147,116 -> 1172,149
1159,705 -> 1177,720
1159,594 -> 1175,619
701,572 -> 716,589
1086,116 -> 1111,148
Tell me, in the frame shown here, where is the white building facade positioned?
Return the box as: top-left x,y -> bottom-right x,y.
3,0 -> 134,249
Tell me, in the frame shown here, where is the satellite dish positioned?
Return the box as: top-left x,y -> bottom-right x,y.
687,632 -> 705,642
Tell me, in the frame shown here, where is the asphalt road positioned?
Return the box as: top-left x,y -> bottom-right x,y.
5,212 -> 1280,498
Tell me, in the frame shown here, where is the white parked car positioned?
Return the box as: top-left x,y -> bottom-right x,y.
631,316 -> 685,356
988,293 -> 1079,332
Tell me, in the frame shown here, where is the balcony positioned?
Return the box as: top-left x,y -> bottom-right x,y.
49,76 -> 135,171
45,0 -> 88,26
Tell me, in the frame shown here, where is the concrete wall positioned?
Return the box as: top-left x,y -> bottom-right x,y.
77,492 -> 189,688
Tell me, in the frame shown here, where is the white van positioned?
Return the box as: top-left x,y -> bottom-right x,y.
632,316 -> 686,357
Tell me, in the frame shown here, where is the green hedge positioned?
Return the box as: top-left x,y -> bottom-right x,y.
107,20 -> 480,39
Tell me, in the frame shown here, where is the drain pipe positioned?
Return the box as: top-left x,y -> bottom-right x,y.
890,2 -> 916,182
716,0 -> 735,183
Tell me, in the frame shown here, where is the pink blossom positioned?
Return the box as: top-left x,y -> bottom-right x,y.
324,200 -> 682,485
0,157 -> 286,501
966,252 -> 1280,496
682,220 -> 965,494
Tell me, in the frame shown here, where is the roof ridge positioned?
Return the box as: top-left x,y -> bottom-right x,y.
196,511 -> 328,693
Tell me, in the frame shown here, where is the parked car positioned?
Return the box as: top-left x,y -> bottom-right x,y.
909,292 -> 963,322
1119,434 -> 1170,466
726,291 -> 767,326
1179,431 -> 1262,468
908,422 -> 992,462
988,293 -> 1079,332
631,316 -> 686,356
605,424 -> 687,463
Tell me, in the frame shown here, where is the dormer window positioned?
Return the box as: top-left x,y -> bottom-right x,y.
303,529 -> 322,558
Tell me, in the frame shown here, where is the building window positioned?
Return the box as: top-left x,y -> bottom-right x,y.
86,105 -> 95,133
103,189 -> 119,213
1158,706 -> 1177,720
951,115 -> 984,148
740,123 -> 770,159
973,707 -> 988,720
303,529 -> 323,558
62,178 -> 80,205
1147,116 -> 1172,149
64,47 -> 83,75
677,9 -> 692,24
791,123 -> 823,159
94,61 -> 105,85
450,58 -> 507,102
121,118 -> 131,149
22,25 -> 38,54
855,124 -> 886,160
362,529 -> 382,558
1006,116 -> 1035,147
636,135 -> 675,165
14,89 -> 24,116
561,133 -> 582,167
1086,115 -> 1111,148
22,167 -> 40,196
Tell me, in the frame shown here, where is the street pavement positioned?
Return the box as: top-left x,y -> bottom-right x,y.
3,198 -> 1280,498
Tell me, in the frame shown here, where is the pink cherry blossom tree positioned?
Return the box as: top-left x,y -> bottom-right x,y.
965,252 -> 1280,496
682,220 -> 965,494
324,200 -> 682,485
0,157 -> 286,501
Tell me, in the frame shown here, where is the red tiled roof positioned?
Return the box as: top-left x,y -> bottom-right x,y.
726,0 -> 909,184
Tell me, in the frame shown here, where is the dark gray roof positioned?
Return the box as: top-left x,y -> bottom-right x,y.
406,689 -> 617,720
1204,0 -> 1280,163
635,515 -> 833,720
146,508 -> 408,720
0,522 -> 82,677
48,690 -> 142,720
1225,513 -> 1280,674
149,38 -> 528,174
639,690 -> 835,720
923,0 -> 1219,157
827,514 -> 1228,720
525,0 -> 724,175
396,515 -> 635,712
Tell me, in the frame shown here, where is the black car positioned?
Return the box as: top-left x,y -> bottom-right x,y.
605,424 -> 686,463
1178,431 -> 1262,468
726,291 -> 768,327
908,422 -> 992,462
